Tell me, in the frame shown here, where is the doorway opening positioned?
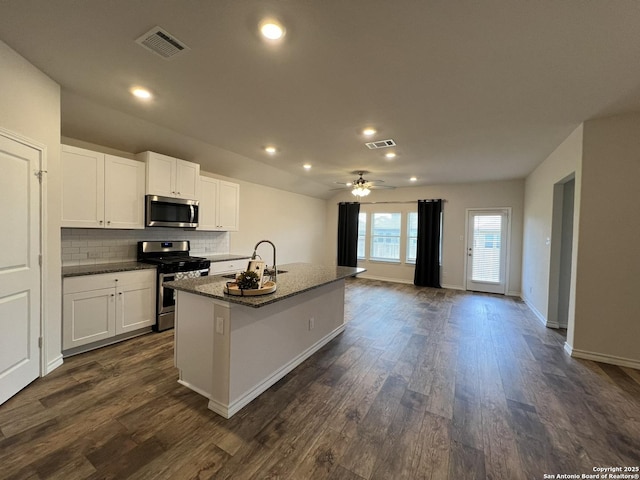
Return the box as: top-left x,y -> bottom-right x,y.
547,175 -> 575,329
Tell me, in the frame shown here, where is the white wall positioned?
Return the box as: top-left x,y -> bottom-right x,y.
325,180 -> 524,293
226,179 -> 327,265
573,114 -> 640,367
0,40 -> 62,373
522,125 -> 582,336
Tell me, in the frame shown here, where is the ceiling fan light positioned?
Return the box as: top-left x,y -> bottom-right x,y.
351,186 -> 371,197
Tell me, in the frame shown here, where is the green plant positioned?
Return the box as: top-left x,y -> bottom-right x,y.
236,270 -> 260,290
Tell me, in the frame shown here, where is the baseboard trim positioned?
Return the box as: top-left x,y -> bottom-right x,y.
441,284 -> 465,291
62,327 -> 152,358
358,274 -> 414,285
522,296 -> 548,327
564,342 -> 573,356
206,325 -> 346,419
177,379 -> 211,400
45,354 -> 64,375
507,290 -> 522,297
568,348 -> 640,370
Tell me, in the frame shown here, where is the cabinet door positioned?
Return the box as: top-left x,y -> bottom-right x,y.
62,288 -> 115,350
175,159 -> 200,199
197,176 -> 219,231
145,152 -> 176,197
61,145 -> 105,228
104,155 -> 145,229
115,279 -> 155,334
218,181 -> 240,231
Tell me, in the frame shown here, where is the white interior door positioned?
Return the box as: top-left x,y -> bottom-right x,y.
0,132 -> 41,405
466,209 -> 509,294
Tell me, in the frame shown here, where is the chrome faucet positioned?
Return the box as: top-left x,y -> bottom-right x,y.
251,240 -> 277,283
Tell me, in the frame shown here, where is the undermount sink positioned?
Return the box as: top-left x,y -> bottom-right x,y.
220,270 -> 287,280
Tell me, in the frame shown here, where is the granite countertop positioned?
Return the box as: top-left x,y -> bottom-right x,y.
164,262 -> 365,308
62,262 -> 157,278
200,253 -> 251,263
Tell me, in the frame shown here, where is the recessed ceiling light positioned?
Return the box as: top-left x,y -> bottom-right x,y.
410,176 -> 417,182
362,128 -> 377,137
303,163 -> 312,170
385,152 -> 396,159
131,87 -> 152,100
260,19 -> 285,41
264,146 -> 277,155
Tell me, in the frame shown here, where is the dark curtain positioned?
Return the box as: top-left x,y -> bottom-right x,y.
337,202 -> 360,267
414,199 -> 443,287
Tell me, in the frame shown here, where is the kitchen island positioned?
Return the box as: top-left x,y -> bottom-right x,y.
165,263 -> 364,418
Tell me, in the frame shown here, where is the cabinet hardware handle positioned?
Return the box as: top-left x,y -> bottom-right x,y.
110,293 -> 115,297
107,220 -> 111,225
119,292 -> 122,295
99,220 -> 103,224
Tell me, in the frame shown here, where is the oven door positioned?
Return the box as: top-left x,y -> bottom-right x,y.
157,269 -> 209,331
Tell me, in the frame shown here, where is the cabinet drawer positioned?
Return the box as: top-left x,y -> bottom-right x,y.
210,259 -> 249,275
64,269 -> 156,294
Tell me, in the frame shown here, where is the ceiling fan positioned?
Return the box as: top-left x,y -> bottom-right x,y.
333,171 -> 395,197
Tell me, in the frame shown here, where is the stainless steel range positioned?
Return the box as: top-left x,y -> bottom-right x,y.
137,241 -> 210,331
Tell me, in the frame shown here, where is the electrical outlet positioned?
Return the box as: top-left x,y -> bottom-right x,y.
309,317 -> 315,331
216,317 -> 224,335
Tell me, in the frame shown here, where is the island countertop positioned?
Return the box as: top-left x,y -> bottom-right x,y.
164,262 -> 365,308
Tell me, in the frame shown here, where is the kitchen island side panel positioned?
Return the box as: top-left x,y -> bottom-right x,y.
175,291 -> 222,402
226,280 -> 345,403
174,279 -> 346,417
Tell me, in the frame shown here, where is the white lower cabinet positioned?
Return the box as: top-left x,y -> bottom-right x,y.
63,269 -> 156,351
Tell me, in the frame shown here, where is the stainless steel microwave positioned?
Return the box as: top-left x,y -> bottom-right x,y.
145,195 -> 199,228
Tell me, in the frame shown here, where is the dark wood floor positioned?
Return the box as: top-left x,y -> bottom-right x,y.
1,279 -> 639,479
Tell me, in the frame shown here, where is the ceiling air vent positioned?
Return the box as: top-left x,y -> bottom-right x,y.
365,139 -> 396,149
135,26 -> 190,60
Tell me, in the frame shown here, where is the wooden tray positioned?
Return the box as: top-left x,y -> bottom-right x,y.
223,281 -> 277,296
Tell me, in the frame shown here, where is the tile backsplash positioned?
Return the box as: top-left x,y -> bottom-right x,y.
61,228 -> 230,266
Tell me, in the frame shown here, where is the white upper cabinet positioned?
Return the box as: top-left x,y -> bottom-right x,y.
61,145 -> 145,229
197,176 -> 240,231
140,151 -> 200,200
104,155 -> 146,229
218,180 -> 240,231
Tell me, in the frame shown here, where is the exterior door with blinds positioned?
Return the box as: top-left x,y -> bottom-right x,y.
466,209 -> 509,294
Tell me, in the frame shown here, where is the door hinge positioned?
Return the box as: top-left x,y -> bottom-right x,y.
38,254 -> 42,266
38,337 -> 43,349
34,170 -> 48,183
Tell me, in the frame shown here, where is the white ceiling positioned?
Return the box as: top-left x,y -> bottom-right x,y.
2,1 -> 640,199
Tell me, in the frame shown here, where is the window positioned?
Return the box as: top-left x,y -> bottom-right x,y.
357,212 -> 367,259
406,211 -> 418,263
472,215 -> 502,282
371,213 -> 401,262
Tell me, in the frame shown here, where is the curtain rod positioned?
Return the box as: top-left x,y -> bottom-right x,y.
337,199 -> 445,205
